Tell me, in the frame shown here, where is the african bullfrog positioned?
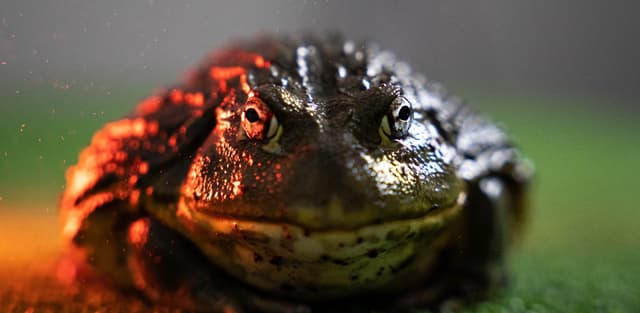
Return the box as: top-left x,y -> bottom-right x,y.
60,34 -> 532,312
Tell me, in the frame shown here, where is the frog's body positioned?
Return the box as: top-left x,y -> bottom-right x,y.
61,34 -> 531,312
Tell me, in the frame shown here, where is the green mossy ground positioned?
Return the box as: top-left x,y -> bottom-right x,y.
1,85 -> 638,312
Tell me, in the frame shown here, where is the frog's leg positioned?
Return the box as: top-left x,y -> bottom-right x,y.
394,176 -> 528,311
449,174 -> 528,303
67,199 -> 142,290
124,216 -> 313,313
68,198 -> 309,313
121,216 -> 240,311
397,102 -> 531,309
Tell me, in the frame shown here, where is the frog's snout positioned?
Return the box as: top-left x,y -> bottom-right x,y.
283,148 -> 368,211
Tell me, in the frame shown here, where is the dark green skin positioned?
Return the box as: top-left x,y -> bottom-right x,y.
61,34 -> 531,312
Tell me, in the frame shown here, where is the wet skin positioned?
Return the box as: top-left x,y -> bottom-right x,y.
61,34 -> 531,312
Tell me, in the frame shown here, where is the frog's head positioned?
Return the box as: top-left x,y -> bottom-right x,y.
177,35 -> 465,297
182,36 -> 463,230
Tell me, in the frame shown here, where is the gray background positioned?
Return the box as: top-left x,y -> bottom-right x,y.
1,0 -> 639,104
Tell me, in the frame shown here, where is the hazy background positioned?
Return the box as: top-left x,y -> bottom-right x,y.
1,0 -> 640,102
0,1 -> 639,311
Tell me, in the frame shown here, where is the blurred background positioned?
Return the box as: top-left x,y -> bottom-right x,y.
0,1 -> 639,312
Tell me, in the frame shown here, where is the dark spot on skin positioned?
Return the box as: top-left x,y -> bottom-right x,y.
279,238 -> 294,252
321,254 -> 330,261
303,229 -> 311,237
338,242 -> 345,248
390,255 -> 415,274
425,109 -> 452,143
463,152 -> 476,160
241,230 -> 271,244
269,255 -> 283,266
253,252 -> 263,263
281,226 -> 292,240
376,266 -> 384,276
386,226 -> 410,241
280,283 -> 295,292
350,275 -> 359,281
304,285 -> 319,292
356,237 -> 363,244
332,259 -> 349,266
365,235 -> 380,243
366,249 -> 379,258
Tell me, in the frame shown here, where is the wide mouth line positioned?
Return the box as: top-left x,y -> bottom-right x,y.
182,192 -> 467,233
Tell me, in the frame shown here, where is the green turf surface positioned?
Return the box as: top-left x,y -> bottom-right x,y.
1,84 -> 638,312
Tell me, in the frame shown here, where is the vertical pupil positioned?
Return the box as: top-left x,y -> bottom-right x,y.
245,108 -> 260,123
398,106 -> 411,120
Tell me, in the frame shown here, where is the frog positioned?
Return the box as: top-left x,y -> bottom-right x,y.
60,33 -> 531,313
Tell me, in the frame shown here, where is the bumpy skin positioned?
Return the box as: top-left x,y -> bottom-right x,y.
61,34 -> 531,312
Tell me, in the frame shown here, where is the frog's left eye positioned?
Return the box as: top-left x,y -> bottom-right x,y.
241,97 -> 280,141
379,96 -> 413,141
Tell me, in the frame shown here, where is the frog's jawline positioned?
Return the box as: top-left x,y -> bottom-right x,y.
170,192 -> 466,299
178,191 -> 466,234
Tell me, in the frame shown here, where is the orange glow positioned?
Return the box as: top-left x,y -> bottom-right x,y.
223,306 -> 239,313
138,162 -> 149,174
240,74 -> 250,94
170,88 -> 184,103
243,153 -> 254,166
64,167 -> 97,204
136,95 -> 162,115
61,192 -> 114,239
168,135 -> 178,147
55,257 -> 78,286
92,119 -> 158,145
128,218 -> 150,248
217,51 -> 271,69
128,175 -> 139,185
176,199 -> 193,223
129,189 -> 141,206
213,92 -> 237,132
60,117 -> 162,241
185,92 -> 204,106
209,66 -> 246,80
209,66 -> 251,94
231,180 -> 243,199
128,253 -> 150,292
61,214 -> 82,240
254,55 -> 268,68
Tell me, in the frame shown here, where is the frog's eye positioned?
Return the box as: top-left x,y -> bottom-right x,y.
379,96 -> 413,142
241,97 -> 280,141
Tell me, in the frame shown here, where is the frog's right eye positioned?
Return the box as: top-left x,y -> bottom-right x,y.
241,96 -> 280,142
379,96 -> 413,144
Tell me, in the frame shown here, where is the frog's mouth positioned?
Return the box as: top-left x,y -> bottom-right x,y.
177,191 -> 465,244
172,191 -> 466,298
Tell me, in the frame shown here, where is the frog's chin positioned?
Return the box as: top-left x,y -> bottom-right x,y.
172,192 -> 466,299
